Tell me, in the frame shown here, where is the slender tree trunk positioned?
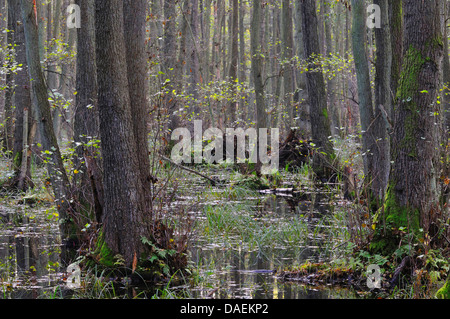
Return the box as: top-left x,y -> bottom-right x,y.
371,0 -> 391,206
324,0 -> 339,137
300,0 -> 335,180
228,0 -> 239,125
239,0 -> 247,120
73,0 -> 102,223
3,1 -> 15,153
351,0 -> 376,185
251,0 -> 267,130
9,0 -> 34,190
389,0 -> 403,116
371,0 -> 444,254
187,0 -> 200,115
49,0 -> 62,138
21,0 -> 73,260
281,0 -> 294,128
163,0 -> 179,133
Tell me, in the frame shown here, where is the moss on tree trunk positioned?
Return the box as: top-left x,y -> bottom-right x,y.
370,0 -> 443,255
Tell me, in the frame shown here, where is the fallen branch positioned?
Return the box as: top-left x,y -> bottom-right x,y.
157,154 -> 217,186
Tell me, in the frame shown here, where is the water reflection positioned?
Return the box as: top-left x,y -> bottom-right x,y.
189,242 -> 358,299
0,207 -> 63,299
0,172 -> 358,299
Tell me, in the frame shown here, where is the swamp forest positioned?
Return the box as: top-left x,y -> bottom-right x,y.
0,0 -> 449,303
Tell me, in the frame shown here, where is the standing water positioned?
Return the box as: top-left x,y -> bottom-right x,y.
0,170 -> 361,299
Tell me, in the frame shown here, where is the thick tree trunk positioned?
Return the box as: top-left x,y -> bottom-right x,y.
371,0 -> 444,254
123,0 -> 153,219
94,0 -> 151,266
300,0 -> 335,180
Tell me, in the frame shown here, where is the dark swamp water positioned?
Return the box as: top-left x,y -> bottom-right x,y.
0,171 -> 362,299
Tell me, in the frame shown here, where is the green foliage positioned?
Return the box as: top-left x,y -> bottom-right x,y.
141,236 -> 177,277
436,279 -> 450,299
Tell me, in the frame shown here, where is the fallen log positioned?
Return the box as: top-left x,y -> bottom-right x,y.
157,153 -> 217,186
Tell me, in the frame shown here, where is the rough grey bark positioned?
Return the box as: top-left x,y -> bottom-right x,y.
2,0 -> 15,153
324,0 -> 340,137
372,0 -> 444,254
294,0 -> 310,135
9,0 -> 34,190
281,0 -> 294,128
73,0 -> 102,222
163,0 -> 179,133
251,0 -> 267,130
351,0 -> 376,184
372,0 -> 391,205
94,0 -> 151,266
228,0 -> 239,124
300,0 -> 335,179
187,0 -> 200,115
123,0 -> 153,218
389,0 -> 403,115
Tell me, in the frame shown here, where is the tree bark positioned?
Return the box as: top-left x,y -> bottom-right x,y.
73,0 -> 102,222
324,0 -> 340,137
281,0 -> 294,128
351,0 -> 377,186
228,0 -> 239,125
163,0 -> 179,133
372,0 -> 391,206
20,0 -> 73,255
123,0 -> 153,219
251,0 -> 267,130
372,0 -> 444,254
94,0 -> 151,266
9,0 -> 34,191
300,0 -> 335,180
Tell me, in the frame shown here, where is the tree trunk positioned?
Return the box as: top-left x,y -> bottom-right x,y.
324,0 -> 340,137
187,0 -> 200,115
351,0 -> 377,186
228,0 -> 239,125
371,0 -> 391,206
9,0 -> 34,191
371,0 -> 444,254
389,0 -> 403,116
20,0 -> 73,258
123,0 -> 153,219
2,1 -> 15,153
300,0 -> 335,180
163,0 -> 179,133
73,0 -> 102,223
251,0 -> 267,131
281,0 -> 294,128
94,0 -> 151,266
